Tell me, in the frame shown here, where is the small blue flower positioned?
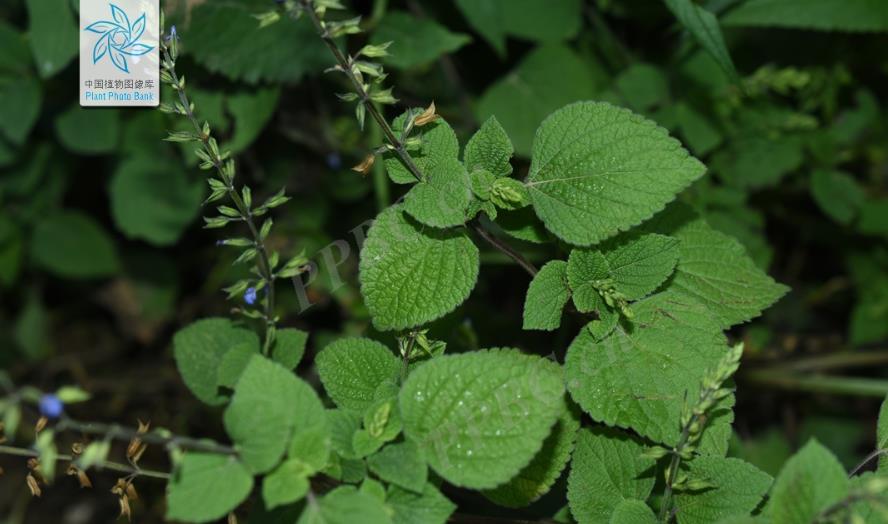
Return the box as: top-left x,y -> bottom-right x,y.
244,287 -> 258,305
39,394 -> 64,420
326,152 -> 342,170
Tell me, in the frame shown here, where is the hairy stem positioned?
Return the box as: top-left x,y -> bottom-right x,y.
56,417 -> 236,456
0,445 -> 170,481
162,45 -> 277,354
294,0 -> 539,278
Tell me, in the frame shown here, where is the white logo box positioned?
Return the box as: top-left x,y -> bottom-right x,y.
80,0 -> 160,107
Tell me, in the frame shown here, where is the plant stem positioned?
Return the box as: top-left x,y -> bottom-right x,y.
849,448 -> 888,476
297,1 -> 424,183
743,370 -> 888,397
163,47 -> 277,355
0,445 -> 170,481
659,412 -> 695,522
294,0 -> 539,278
764,350 -> 888,373
470,221 -> 538,276
56,417 -> 237,456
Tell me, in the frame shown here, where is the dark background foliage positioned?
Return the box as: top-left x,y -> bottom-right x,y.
1,0 -> 887,521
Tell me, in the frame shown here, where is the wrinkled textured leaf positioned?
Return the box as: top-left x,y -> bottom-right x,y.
400,348 -> 565,489
367,441 -> 427,493
387,483 -> 456,524
765,439 -> 849,524
316,337 -> 400,412
360,205 -> 479,330
674,457 -> 772,524
403,157 -> 472,228
565,292 -> 726,445
604,233 -> 679,300
567,427 -> 656,524
483,405 -> 580,507
523,260 -> 571,331
527,101 -> 706,246
464,116 -> 514,177
645,203 -> 789,328
385,113 -> 460,184
610,500 -> 657,524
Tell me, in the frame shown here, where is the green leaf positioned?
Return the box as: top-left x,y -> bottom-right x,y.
298,486 -> 392,524
765,439 -> 850,524
360,205 -> 479,331
289,424 -> 332,474
186,1 -> 329,84
723,0 -> 888,32
858,199 -> 888,238
527,101 -> 706,246
370,11 -> 470,69
610,500 -> 657,524
109,156 -> 203,246
55,106 -> 120,155
263,459 -> 311,510
272,328 -> 309,370
25,0 -> 77,78
216,343 -> 260,389
173,318 -> 260,405
877,394 -> 888,472
567,249 -> 611,313
454,0 -> 582,55
523,260 -> 571,331
403,157 -> 472,228
385,113 -> 459,184
567,427 -> 656,524
399,348 -> 565,489
496,207 -> 552,244
166,453 -> 254,524
464,116 -> 514,177
367,441 -> 427,493
0,76 -> 41,146
476,45 -> 607,156
674,457 -> 772,524
224,355 -> 326,473
327,409 -> 363,459
483,404 -> 581,508
664,0 -> 739,83
810,169 -> 866,225
386,483 -> 456,524
712,136 -> 803,189
226,87 -> 281,153
30,210 -> 120,279
565,292 -> 726,445
615,63 -> 670,111
316,337 -> 400,412
604,233 -> 679,300
644,204 -> 789,328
